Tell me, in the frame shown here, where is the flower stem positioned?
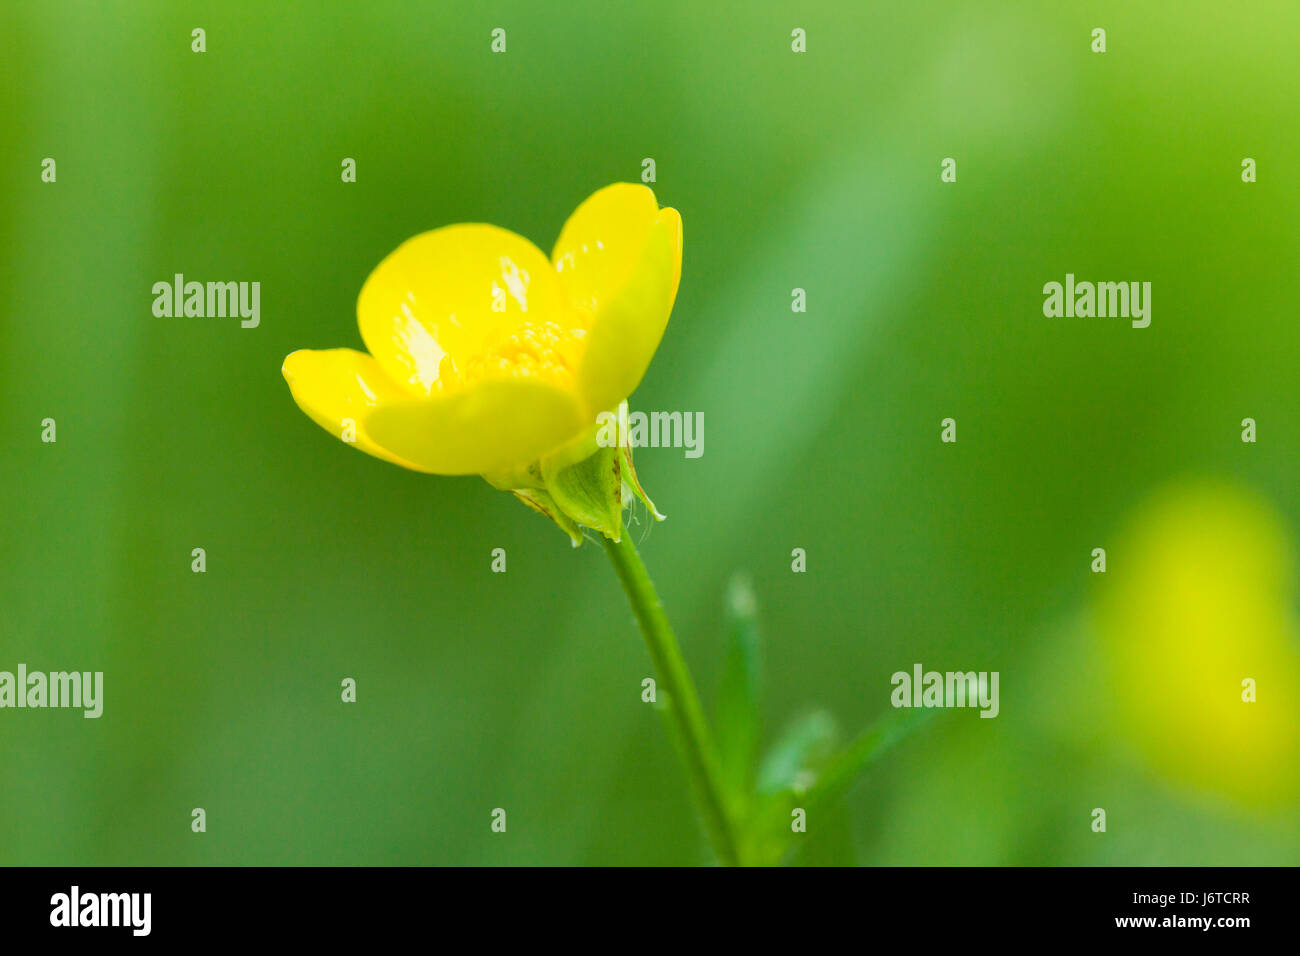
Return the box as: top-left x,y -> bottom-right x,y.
601,532 -> 740,866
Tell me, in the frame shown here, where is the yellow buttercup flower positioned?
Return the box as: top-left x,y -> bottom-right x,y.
282,183 -> 682,541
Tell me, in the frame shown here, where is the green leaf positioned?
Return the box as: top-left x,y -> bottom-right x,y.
714,573 -> 763,804
743,708 -> 932,865
738,709 -> 840,865
800,707 -> 934,814
755,709 -> 839,795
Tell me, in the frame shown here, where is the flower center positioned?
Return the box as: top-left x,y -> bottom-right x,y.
436,319 -> 587,393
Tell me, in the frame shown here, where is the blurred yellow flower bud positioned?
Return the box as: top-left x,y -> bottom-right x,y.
1096,480 -> 1300,808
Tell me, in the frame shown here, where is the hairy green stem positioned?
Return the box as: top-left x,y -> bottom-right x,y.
601,533 -> 740,866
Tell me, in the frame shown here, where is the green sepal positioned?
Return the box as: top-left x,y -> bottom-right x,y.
619,441 -> 665,522
541,443 -> 624,541
509,488 -> 584,547
489,401 -> 666,545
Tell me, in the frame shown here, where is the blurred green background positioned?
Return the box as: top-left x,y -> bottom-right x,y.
3,0 -> 1298,865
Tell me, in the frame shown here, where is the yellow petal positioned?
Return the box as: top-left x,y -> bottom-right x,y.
356,224 -> 575,396
551,183 -> 682,414
364,379 -> 587,476
282,348 -> 430,470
